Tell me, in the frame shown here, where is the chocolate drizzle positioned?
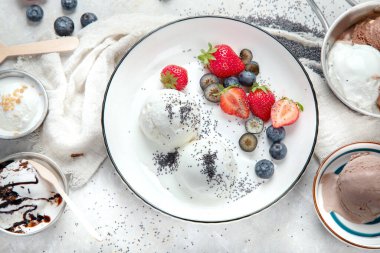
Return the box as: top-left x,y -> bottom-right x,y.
0,160 -> 63,233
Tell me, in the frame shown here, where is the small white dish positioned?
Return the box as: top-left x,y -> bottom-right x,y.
0,152 -> 67,236
313,142 -> 380,249
102,16 -> 319,222
0,69 -> 48,139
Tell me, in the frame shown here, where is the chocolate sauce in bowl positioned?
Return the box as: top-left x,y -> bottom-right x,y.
0,159 -> 63,234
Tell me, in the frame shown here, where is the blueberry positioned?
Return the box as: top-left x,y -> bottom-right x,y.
26,5 -> 43,22
200,73 -> 220,90
240,49 -> 253,65
269,142 -> 287,160
245,116 -> 264,134
238,71 -> 256,86
239,133 -> 257,152
54,16 -> 74,36
61,0 -> 78,10
81,12 -> 98,27
255,159 -> 274,179
223,76 -> 240,88
245,61 -> 260,76
266,125 -> 286,142
204,83 -> 221,103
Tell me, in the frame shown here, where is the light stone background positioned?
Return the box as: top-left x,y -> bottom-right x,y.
0,0 -> 371,252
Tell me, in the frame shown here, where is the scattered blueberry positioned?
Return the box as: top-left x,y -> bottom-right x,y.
245,61 -> 260,75
54,16 -> 74,36
81,12 -> 98,27
240,49 -> 253,64
245,116 -> 264,134
200,73 -> 220,90
204,83 -> 221,103
255,159 -> 274,179
26,5 -> 44,22
266,125 -> 286,142
238,71 -> 256,86
223,76 -> 240,88
239,133 -> 257,152
269,142 -> 287,160
61,0 -> 78,10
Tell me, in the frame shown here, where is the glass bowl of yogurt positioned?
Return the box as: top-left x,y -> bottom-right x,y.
0,69 -> 48,139
0,152 -> 67,236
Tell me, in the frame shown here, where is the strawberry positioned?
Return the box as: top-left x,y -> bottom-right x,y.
247,85 -> 275,121
160,65 -> 188,91
271,98 -> 304,128
198,43 -> 245,78
220,87 -> 250,119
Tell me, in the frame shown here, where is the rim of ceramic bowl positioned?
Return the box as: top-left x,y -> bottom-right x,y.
102,15 -> 319,223
0,152 -> 68,236
321,1 -> 380,118
313,142 -> 380,249
0,69 -> 49,139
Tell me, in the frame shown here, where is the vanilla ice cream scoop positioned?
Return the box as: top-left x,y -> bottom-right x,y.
176,138 -> 237,199
322,154 -> 380,224
327,41 -> 380,114
139,89 -> 201,151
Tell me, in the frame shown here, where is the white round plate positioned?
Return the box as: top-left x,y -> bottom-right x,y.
313,142 -> 380,249
102,16 -> 318,222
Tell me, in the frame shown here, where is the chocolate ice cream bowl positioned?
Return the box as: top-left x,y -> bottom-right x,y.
0,152 -> 67,236
313,142 -> 380,249
307,0 -> 380,118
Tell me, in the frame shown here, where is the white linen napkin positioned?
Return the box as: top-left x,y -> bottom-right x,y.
8,14 -> 176,188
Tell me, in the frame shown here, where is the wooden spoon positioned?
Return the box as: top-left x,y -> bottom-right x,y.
28,160 -> 103,242
0,37 -> 79,64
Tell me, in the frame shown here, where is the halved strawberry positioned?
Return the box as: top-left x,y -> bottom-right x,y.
198,43 -> 245,78
160,65 -> 188,91
220,87 -> 250,119
271,98 -> 304,128
247,85 -> 275,121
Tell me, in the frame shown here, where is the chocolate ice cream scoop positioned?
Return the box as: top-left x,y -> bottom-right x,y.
366,17 -> 380,51
322,154 -> 380,224
337,154 -> 380,223
352,16 -> 380,50
352,19 -> 370,45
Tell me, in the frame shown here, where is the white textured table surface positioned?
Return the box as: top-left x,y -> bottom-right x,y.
0,0 -> 368,252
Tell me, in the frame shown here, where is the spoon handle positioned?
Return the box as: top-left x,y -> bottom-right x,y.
4,37 -> 79,57
54,183 -> 103,242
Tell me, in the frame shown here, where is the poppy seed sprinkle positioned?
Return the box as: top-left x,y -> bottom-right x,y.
153,150 -> 179,176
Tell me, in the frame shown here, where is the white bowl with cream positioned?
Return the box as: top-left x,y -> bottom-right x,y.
0,69 -> 48,139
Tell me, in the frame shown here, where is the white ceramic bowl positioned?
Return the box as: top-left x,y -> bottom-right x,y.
102,16 -> 318,222
0,69 -> 48,139
313,142 -> 380,249
0,152 -> 67,236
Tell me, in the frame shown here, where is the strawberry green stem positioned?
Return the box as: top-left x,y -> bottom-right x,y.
197,43 -> 217,66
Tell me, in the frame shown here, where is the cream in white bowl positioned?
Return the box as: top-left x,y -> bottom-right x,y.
0,153 -> 67,235
0,70 -> 48,139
